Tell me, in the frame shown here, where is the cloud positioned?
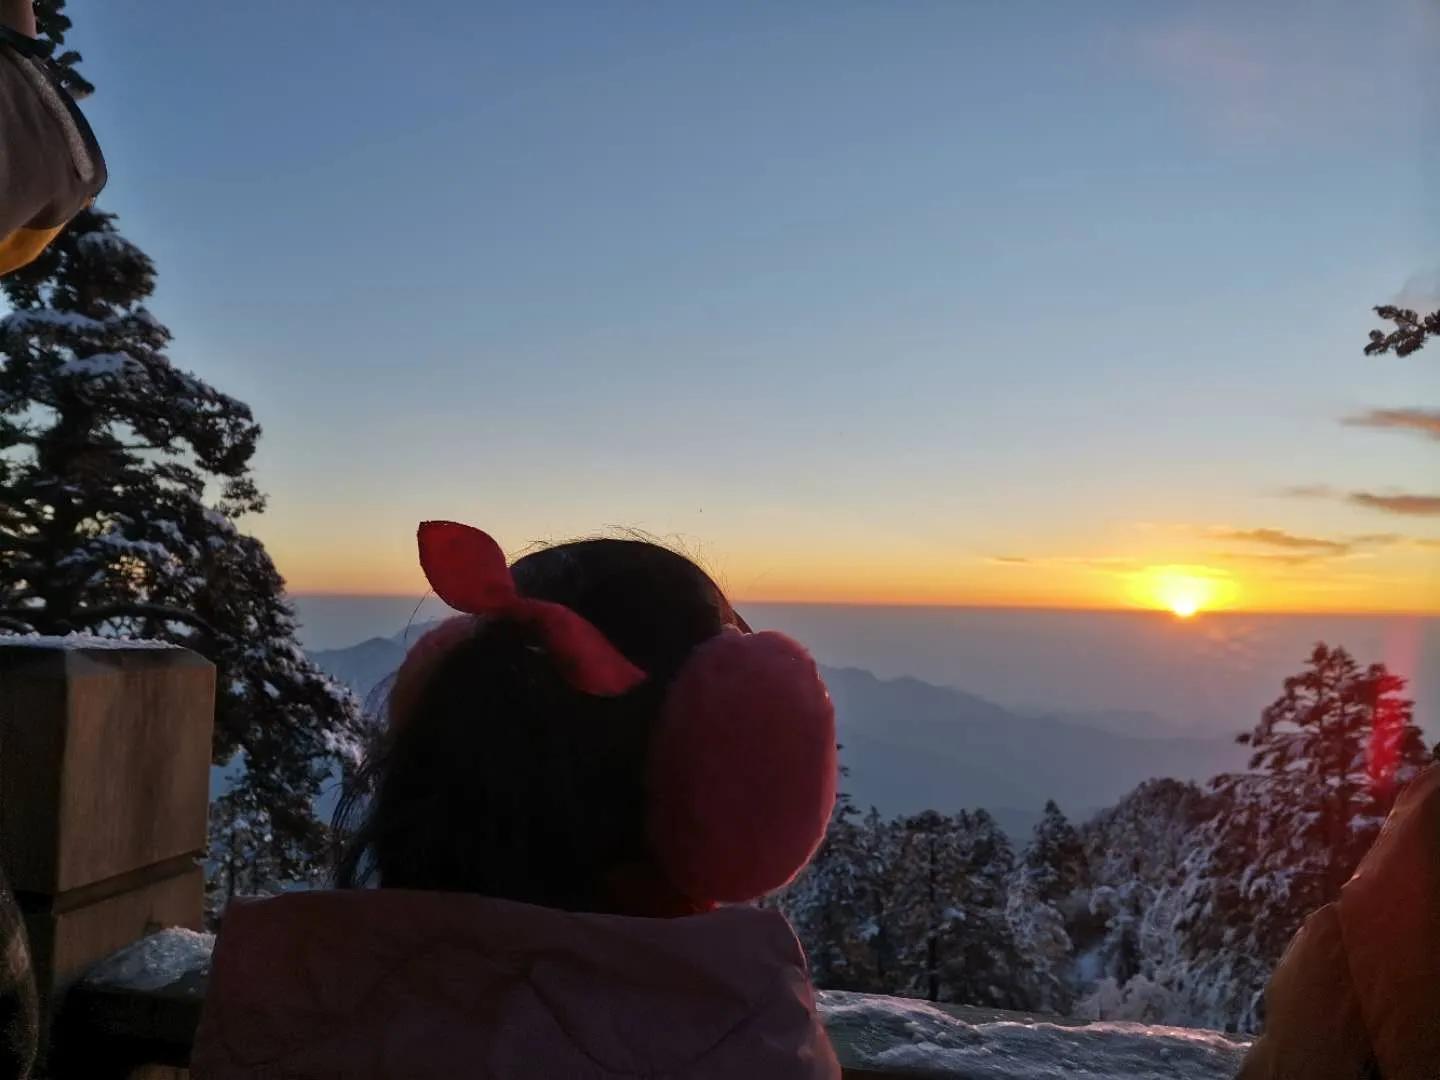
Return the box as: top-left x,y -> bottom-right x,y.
1132,21 -> 1273,136
1350,493 -> 1440,517
988,556 -> 1031,565
1352,533 -> 1404,546
1218,551 -> 1331,567
1214,528 -> 1348,552
1129,3 -> 1432,144
1343,408 -> 1440,442
1206,528 -> 1403,566
1278,482 -> 1440,518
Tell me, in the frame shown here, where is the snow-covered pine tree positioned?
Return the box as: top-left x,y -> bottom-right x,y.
1008,800 -> 1087,1012
1073,779 -> 1216,1025
1006,870 -> 1072,1013
889,810 -> 960,1003
853,806 -> 904,993
206,780 -> 283,925
1,4 -> 365,911
1175,643 -> 1428,1031
1083,878 -> 1146,988
889,809 -> 1027,1008
1023,800 -> 1088,906
950,809 -> 1029,1009
1081,778 -> 1214,894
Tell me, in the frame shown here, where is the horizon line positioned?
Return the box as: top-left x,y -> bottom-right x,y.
288,592 -> 1440,619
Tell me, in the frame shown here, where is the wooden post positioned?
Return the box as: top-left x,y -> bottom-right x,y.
0,639 -> 214,1039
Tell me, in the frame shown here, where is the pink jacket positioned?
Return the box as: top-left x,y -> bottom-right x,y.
191,889 -> 840,1079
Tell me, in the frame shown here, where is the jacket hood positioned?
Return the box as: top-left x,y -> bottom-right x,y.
191,888 -> 837,1079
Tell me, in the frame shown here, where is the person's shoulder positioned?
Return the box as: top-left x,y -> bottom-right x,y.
1361,766 -> 1440,870
1398,764 -> 1440,811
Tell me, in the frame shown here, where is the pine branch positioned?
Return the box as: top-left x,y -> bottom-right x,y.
68,602 -> 217,637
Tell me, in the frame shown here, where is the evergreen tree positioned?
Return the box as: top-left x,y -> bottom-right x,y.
1175,644 -> 1427,1030
1073,780 -> 1218,1026
1007,869 -> 1072,1013
853,806 -> 903,993
1237,642 -> 1424,895
1009,801 -> 1087,1012
1365,303 -> 1440,357
2,3 -> 365,913
1023,800 -> 1088,907
1084,877 -> 1146,986
889,810 -> 954,1003
1081,778 -> 1214,891
950,809 -> 1028,1009
890,809 -> 1026,1008
31,0 -> 93,97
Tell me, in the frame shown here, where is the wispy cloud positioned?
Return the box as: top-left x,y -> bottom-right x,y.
1277,484 -> 1440,518
1350,493 -> 1440,517
1134,22 -> 1273,137
1210,528 -> 1402,566
1352,533 -> 1404,546
1343,408 -> 1440,442
1129,3 -> 1432,145
1214,528 -> 1348,552
988,556 -> 1031,565
1218,551 -> 1332,567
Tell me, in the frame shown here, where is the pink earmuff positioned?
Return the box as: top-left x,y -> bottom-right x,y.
393,521 -> 838,907
648,629 -> 836,904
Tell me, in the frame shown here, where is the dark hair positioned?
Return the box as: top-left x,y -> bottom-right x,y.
333,538 -> 736,913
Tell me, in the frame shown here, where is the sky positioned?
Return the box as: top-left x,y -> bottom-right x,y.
66,0 -> 1439,613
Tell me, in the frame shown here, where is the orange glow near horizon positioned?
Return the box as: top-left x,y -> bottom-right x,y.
261,515 -> 1439,616
1130,566 -> 1237,619
275,547 -> 1439,616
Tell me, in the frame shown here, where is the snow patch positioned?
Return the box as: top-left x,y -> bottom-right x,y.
0,633 -> 182,651
0,308 -> 103,334
819,992 -> 1248,1080
85,928 -> 215,992
60,351 -> 136,378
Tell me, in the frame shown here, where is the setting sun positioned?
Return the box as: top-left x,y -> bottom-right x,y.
1128,565 -> 1236,619
1169,595 -> 1200,619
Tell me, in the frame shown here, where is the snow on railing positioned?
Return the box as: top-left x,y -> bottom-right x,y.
60,930 -> 1251,1080
821,991 -> 1249,1079
85,928 -> 215,994
0,631 -> 183,649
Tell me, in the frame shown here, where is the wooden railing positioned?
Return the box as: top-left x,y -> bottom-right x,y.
0,638 -> 212,1079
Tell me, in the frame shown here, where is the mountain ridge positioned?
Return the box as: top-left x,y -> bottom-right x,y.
310,630 -> 1247,838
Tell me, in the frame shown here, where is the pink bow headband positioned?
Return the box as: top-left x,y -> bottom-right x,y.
388,521 -> 838,906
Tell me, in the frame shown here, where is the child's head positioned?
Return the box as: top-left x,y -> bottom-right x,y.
335,523 -> 836,917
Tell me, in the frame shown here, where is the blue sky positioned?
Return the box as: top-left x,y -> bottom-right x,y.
68,0 -> 1439,609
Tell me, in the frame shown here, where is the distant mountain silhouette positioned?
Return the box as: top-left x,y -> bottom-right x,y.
314,635 -> 406,702
310,630 -> 1248,838
1014,706 -> 1199,740
820,666 -> 1244,828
